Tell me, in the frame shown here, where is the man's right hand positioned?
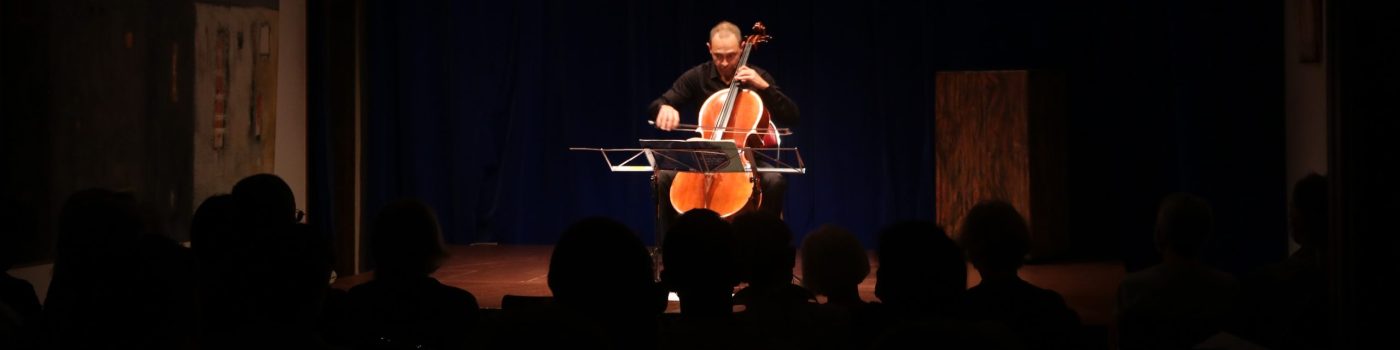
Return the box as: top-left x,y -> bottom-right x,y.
656,105 -> 679,131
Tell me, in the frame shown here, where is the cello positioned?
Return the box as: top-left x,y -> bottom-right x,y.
669,22 -> 779,218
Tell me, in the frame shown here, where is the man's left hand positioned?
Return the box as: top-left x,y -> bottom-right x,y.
734,66 -> 769,90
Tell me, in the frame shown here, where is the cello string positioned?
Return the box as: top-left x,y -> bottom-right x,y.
646,121 -> 792,135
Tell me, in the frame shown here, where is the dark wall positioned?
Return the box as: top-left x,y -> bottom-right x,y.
2,0 -> 54,264
1,0 -> 285,263
1071,0 -> 1287,273
359,0 -> 1285,273
1328,0 -> 1400,345
307,0 -> 360,276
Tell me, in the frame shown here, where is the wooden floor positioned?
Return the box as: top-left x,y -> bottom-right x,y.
332,244 -> 1125,327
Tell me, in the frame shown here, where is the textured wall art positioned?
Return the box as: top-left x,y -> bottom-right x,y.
935,70 -> 1068,259
193,3 -> 278,204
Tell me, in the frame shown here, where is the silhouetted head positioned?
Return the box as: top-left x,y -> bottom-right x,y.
47,189 -> 196,348
231,174 -> 297,231
876,221 -> 965,309
371,199 -> 449,279
1291,173 -> 1327,249
799,224 -> 869,297
190,194 -> 235,263
731,210 -> 795,285
661,209 -> 739,294
959,201 -> 1030,277
549,217 -> 665,315
1154,193 -> 1214,259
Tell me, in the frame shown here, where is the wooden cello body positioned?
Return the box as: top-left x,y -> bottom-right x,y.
669,23 -> 776,218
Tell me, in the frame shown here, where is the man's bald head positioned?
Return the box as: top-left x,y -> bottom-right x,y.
709,21 -> 741,46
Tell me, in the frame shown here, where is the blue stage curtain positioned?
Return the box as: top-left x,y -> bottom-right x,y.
349,0 -> 1286,277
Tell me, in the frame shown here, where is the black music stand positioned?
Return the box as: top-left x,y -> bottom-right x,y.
638,139 -> 747,173
570,140 -> 805,280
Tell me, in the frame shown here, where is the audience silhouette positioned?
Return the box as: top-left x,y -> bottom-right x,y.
800,224 -> 868,308
859,220 -> 968,348
1237,173 -> 1331,349
960,200 -> 1082,350
189,193 -> 238,348
227,174 -> 335,349
731,211 -> 813,308
1116,193 -> 1240,350
544,216 -> 666,349
2,169 -> 1331,350
657,209 -> 753,350
43,188 -> 200,350
730,211 -> 842,350
874,221 -> 966,321
347,198 -> 479,350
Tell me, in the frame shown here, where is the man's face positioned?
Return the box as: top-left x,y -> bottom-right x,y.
708,34 -> 741,80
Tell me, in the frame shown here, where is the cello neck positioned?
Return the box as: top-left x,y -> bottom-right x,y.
713,24 -> 766,141
712,41 -> 754,140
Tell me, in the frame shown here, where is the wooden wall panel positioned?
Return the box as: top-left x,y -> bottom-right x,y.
936,70 -> 1067,260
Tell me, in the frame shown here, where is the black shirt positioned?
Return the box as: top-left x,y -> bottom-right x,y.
347,276 -> 481,349
647,61 -> 800,127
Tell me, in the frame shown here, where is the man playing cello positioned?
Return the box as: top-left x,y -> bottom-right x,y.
647,21 -> 800,235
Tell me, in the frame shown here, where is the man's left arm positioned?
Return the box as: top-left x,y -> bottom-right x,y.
749,69 -> 800,127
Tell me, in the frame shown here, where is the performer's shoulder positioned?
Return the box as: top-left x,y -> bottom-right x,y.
684,61 -> 713,75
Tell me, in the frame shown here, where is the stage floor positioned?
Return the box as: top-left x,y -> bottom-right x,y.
331,245 -> 1125,327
